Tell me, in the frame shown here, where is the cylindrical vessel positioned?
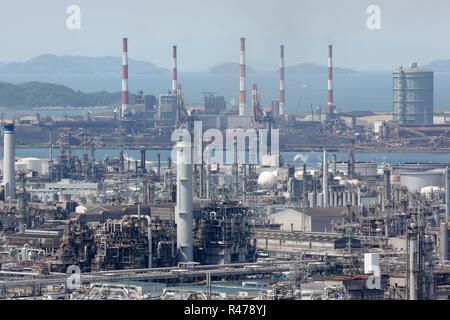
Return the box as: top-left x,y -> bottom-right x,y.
323,148 -> 328,207
176,141 -> 193,262
393,63 -> 433,124
409,237 -> 418,300
3,124 -> 15,199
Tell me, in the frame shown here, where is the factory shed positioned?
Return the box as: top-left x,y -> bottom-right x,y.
71,203 -> 175,224
269,207 -> 347,232
5,229 -> 63,249
253,230 -> 361,251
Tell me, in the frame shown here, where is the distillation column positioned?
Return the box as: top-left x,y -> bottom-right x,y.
323,147 -> 328,207
175,139 -> 193,262
2,123 -> 15,199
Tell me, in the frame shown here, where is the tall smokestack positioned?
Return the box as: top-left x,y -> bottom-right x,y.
176,83 -> 183,127
327,44 -> 334,109
121,38 -> 129,119
252,84 -> 258,121
323,147 -> 328,207
172,46 -> 177,96
2,123 -> 15,199
239,37 -> 246,116
280,45 -> 285,116
175,138 -> 193,262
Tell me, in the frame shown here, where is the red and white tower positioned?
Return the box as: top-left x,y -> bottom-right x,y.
172,46 -> 177,96
121,38 -> 129,119
239,37 -> 246,116
327,44 -> 334,109
279,45 -> 285,116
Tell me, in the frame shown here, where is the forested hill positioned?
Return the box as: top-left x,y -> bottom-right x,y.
0,81 -> 129,108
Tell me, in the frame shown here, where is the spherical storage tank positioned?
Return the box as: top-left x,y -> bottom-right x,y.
257,171 -> 276,190
400,169 -> 444,192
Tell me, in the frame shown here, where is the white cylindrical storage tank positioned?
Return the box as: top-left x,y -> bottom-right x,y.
2,123 -> 15,199
23,158 -> 43,173
335,162 -> 377,177
420,186 -> 444,201
400,170 -> 444,192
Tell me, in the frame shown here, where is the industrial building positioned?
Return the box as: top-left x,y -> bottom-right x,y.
393,63 -> 434,125
268,207 -> 348,232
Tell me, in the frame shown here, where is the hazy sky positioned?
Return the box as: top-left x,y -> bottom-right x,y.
1,0 -> 449,71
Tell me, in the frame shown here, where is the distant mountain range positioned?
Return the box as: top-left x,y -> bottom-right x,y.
209,62 -> 354,75
0,54 -> 169,75
0,81 -> 130,108
284,63 -> 355,75
209,63 -> 257,75
4,55 -> 450,74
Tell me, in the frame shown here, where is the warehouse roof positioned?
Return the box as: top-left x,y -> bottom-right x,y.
301,207 -> 347,217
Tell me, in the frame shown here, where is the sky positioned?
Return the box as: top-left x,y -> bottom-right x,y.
0,0 -> 449,71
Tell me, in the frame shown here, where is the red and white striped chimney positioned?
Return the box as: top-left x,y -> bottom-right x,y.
121,38 -> 129,119
172,46 -> 177,96
239,37 -> 246,116
280,45 -> 285,116
327,44 -> 333,108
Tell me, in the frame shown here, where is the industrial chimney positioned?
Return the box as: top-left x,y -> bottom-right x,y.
239,37 -> 246,116
175,137 -> 193,262
121,38 -> 129,119
280,45 -> 285,116
172,46 -> 177,96
327,45 -> 333,109
2,123 -> 15,199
